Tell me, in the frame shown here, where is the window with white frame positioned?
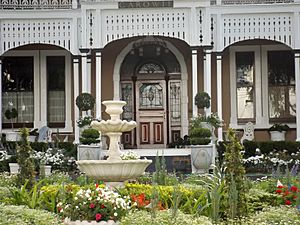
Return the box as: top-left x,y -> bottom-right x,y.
2,57 -> 34,128
267,51 -> 296,121
235,52 -> 255,121
230,44 -> 296,128
47,56 -> 65,126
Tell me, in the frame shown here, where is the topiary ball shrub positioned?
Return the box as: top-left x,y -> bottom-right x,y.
79,128 -> 100,145
190,127 -> 211,145
195,91 -> 211,109
76,93 -> 95,112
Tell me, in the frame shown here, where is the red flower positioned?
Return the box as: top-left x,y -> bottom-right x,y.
276,189 -> 282,194
90,203 -> 95,209
100,204 -> 105,209
290,186 -> 298,192
277,185 -> 284,189
95,213 -> 102,221
95,183 -> 99,188
285,200 -> 292,205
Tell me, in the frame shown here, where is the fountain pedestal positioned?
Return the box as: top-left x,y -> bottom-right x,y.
76,100 -> 152,185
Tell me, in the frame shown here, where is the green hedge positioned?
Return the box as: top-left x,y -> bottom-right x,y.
121,209 -> 212,225
0,204 -> 63,225
217,141 -> 300,160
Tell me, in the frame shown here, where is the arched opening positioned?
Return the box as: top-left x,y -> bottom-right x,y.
118,37 -> 184,148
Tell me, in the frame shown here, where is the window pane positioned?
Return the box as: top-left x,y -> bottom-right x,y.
268,51 -> 295,119
2,57 -> 34,124
47,56 -> 65,123
236,52 -> 255,119
139,83 -> 163,109
121,83 -> 133,120
170,81 -> 181,124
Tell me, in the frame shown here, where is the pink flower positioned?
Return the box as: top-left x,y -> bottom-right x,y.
95,213 -> 102,221
90,203 -> 95,209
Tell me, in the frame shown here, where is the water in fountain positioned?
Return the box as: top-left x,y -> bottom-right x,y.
76,100 -> 152,186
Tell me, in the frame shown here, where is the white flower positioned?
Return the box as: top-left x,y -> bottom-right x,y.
114,212 -> 118,217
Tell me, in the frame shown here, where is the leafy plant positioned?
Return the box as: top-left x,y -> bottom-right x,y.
224,129 -> 248,218
79,128 -> 100,145
153,152 -> 167,185
16,128 -> 35,188
77,115 -> 93,128
195,92 -> 211,109
76,93 -> 95,112
189,127 -> 211,145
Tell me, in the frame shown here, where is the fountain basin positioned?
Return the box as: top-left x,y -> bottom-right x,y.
76,159 -> 152,182
91,120 -> 136,133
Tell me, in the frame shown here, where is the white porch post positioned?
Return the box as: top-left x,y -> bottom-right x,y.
204,49 -> 212,116
73,56 -> 80,144
80,49 -> 89,116
192,48 -> 198,117
295,52 -> 300,141
216,53 -> 223,141
0,59 -> 2,133
95,50 -> 102,119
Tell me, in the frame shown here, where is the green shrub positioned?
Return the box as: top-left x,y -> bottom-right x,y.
30,142 -> 48,152
236,206 -> 300,224
57,142 -> 77,158
246,188 -> 281,213
190,127 -> 211,145
79,128 -> 100,145
121,209 -> 212,225
0,204 -> 63,225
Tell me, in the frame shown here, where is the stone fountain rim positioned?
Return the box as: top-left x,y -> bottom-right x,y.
102,100 -> 126,105
76,159 -> 152,165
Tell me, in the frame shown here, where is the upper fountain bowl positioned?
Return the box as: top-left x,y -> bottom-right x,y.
103,100 -> 126,121
91,120 -> 137,133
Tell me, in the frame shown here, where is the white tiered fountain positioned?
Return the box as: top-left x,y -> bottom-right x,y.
76,100 -> 152,186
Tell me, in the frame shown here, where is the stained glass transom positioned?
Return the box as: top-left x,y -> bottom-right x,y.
138,63 -> 164,74
170,81 -> 181,124
139,83 -> 163,109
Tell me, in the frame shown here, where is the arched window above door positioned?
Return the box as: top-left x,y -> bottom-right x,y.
138,62 -> 165,74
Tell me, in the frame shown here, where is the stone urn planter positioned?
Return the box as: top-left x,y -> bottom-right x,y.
77,144 -> 102,160
9,163 -> 19,174
190,144 -> 214,173
270,131 -> 286,141
5,132 -> 21,142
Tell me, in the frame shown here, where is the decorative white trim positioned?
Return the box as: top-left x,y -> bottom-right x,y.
73,57 -> 80,143
0,59 -> 2,133
95,51 -> 102,120
295,52 -> 300,141
216,54 -> 223,141
204,49 -> 212,116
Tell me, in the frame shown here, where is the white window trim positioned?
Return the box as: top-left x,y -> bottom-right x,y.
2,50 -> 73,133
229,44 -> 296,129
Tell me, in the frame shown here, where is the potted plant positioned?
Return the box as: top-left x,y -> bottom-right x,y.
4,107 -> 20,141
189,119 -> 214,174
269,123 -> 289,141
77,128 -> 102,160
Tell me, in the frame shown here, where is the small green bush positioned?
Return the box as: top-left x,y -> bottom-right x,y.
79,128 -> 100,145
121,209 -> 212,225
190,127 -> 211,145
0,204 -> 63,225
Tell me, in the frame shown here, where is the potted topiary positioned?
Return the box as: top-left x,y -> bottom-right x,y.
4,107 -> 20,141
77,128 -> 102,160
195,91 -> 210,115
189,119 -> 214,174
269,123 -> 289,141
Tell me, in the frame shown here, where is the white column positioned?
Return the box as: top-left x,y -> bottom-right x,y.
87,56 -> 91,93
113,72 -> 120,100
40,52 -> 47,127
73,57 -> 80,144
0,59 -> 2,133
216,54 -> 223,141
192,48 -> 198,117
81,51 -> 88,93
295,52 -> 300,141
95,51 -> 102,119
204,49 -> 212,116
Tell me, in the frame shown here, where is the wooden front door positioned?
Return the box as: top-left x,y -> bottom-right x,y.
136,80 -> 167,148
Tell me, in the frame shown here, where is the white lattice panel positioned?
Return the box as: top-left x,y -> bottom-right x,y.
102,8 -> 190,45
221,13 -> 293,49
0,19 -> 72,53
